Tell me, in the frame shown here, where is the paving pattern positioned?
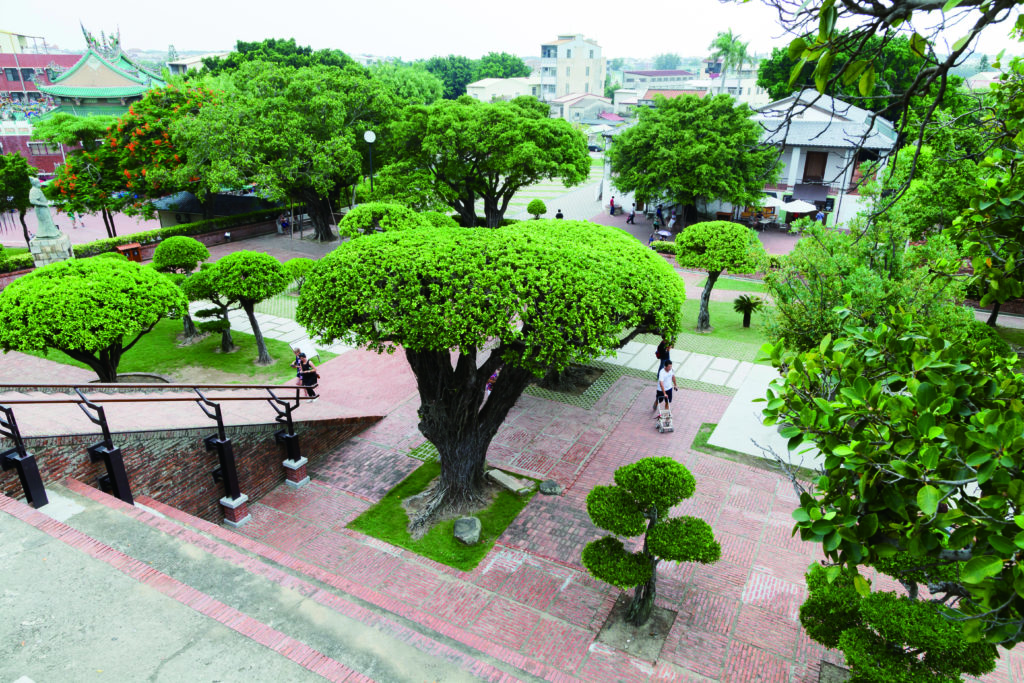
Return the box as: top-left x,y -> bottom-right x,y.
222,346 -> 1023,682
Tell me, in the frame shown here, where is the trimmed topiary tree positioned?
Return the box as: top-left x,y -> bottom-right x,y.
0,258 -> 186,381
582,457 -> 721,626
421,211 -> 459,228
152,236 -> 210,273
801,562 -> 997,682
153,236 -> 211,341
675,220 -> 765,332
526,198 -> 547,219
338,202 -> 430,238
732,294 -> 764,328
182,264 -> 238,353
284,257 -> 315,296
208,251 -> 288,364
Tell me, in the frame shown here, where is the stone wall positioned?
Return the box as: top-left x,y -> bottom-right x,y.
1,416 -> 379,522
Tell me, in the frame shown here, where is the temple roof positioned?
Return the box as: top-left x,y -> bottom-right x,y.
35,34 -> 164,100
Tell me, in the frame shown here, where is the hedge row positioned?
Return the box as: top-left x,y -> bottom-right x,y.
72,207 -> 286,258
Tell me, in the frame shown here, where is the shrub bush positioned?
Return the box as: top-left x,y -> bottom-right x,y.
527,199 -> 547,219
650,241 -> 676,255
420,211 -> 459,228
338,202 -> 430,237
0,253 -> 34,274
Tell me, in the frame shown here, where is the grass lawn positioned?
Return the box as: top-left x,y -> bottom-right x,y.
348,460 -> 536,571
590,156 -> 604,167
19,318 -> 336,383
671,300 -> 770,363
4,246 -> 29,256
694,276 -> 767,293
996,325 -> 1024,349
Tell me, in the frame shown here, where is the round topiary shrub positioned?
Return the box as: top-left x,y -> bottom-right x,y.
338,202 -> 431,237
152,235 -> 210,273
527,199 -> 547,219
421,211 -> 460,228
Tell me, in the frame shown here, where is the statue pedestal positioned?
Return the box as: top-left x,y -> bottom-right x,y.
30,232 -> 74,268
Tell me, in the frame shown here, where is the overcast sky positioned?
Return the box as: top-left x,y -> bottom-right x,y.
6,0 -> 1022,61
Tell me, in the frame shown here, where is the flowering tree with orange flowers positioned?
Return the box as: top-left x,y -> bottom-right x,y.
48,141 -> 126,238
106,84 -> 216,217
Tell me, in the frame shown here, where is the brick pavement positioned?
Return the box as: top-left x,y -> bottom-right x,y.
222,348 -> 1024,682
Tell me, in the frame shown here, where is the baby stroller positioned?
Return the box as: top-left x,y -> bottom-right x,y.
655,406 -> 674,433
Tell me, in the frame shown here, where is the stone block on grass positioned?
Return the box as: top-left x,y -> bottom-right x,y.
454,516 -> 481,545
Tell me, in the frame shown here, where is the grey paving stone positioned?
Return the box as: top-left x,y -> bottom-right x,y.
677,352 -> 713,380
700,368 -> 732,386
709,357 -> 739,373
726,361 -> 755,389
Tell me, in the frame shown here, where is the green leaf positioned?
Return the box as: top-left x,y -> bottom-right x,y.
909,33 -> 928,59
793,508 -> 812,523
1014,515 -> 1024,529
917,485 -> 940,516
853,574 -> 870,597
789,58 -> 808,88
814,51 -> 835,93
989,535 -> 1018,555
961,555 -> 1004,583
915,382 -> 937,407
787,37 -> 808,60
858,65 -> 877,97
943,0 -> 964,11
952,35 -> 971,52
841,60 -> 868,87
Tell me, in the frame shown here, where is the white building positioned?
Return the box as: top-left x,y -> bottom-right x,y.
465,77 -> 537,102
621,69 -> 697,91
754,91 -> 897,225
548,92 -> 612,122
538,34 -> 604,101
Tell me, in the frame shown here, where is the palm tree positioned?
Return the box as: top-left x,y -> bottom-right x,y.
733,294 -> 764,328
708,30 -> 750,96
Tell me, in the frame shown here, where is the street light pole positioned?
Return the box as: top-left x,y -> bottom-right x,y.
363,130 -> 376,196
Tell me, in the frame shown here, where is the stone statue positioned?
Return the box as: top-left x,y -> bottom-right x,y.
29,176 -> 62,238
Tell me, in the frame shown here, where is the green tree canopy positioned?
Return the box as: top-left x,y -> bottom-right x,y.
152,235 -> 210,273
652,53 -> 682,70
208,251 -> 288,364
0,258 -> 186,381
608,94 -> 779,213
370,63 -> 444,105
173,61 -> 394,241
473,52 -> 531,80
756,32 -> 925,110
337,202 -> 431,237
297,220 -> 686,524
583,457 -> 720,626
30,112 -> 116,153
380,96 -> 589,227
675,220 -> 766,331
526,198 -> 547,219
201,38 -> 359,76
0,152 -> 37,245
762,309 -> 1024,646
708,30 -> 748,94
423,55 -> 476,99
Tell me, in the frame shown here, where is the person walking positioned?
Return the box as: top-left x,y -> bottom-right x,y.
555,209 -> 564,219
654,360 -> 678,411
290,347 -> 304,386
609,196 -> 616,216
655,337 -> 673,371
626,203 -> 636,224
296,353 -> 319,399
656,204 -> 664,225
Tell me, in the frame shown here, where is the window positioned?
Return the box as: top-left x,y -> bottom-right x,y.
566,67 -> 570,76
21,68 -> 35,82
3,68 -> 19,81
27,141 -> 60,155
589,49 -> 594,58
586,66 -> 590,76
566,49 -> 572,58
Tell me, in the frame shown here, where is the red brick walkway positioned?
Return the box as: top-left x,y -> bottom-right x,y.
224,350 -> 1022,682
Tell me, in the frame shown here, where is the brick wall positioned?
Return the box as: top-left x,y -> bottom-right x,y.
1,416 -> 380,522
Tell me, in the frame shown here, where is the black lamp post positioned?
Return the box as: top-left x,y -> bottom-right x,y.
363,130 -> 376,195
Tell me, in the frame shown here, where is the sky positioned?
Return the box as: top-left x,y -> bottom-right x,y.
5,0 -> 1022,61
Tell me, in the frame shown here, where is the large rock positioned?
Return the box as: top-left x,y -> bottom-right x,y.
486,469 -> 534,496
539,480 -> 563,496
453,516 -> 481,545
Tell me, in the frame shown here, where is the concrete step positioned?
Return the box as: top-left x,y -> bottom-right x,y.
53,479 -> 560,682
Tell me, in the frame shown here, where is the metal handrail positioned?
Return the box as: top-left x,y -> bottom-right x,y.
0,383 -> 318,405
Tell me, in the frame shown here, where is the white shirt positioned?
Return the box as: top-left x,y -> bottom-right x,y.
658,367 -> 676,392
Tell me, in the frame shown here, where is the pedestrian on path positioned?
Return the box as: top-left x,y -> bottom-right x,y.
297,353 -> 319,398
627,203 -> 636,224
656,205 -> 664,224
609,196 -> 616,216
555,209 -> 564,219
654,361 -> 678,411
290,347 -> 304,386
655,337 -> 673,371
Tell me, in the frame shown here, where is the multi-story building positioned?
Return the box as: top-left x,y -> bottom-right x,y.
1,30 -> 80,105
465,77 -> 538,102
621,69 -> 696,91
537,34 -> 604,101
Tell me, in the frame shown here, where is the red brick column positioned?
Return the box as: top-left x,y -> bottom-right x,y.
219,494 -> 251,527
283,457 -> 310,488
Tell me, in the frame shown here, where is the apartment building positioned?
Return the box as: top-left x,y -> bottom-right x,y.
537,34 -> 604,101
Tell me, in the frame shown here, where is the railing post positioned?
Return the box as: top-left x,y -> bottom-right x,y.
194,389 -> 250,527
0,405 -> 48,508
268,387 -> 309,488
75,389 -> 134,505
